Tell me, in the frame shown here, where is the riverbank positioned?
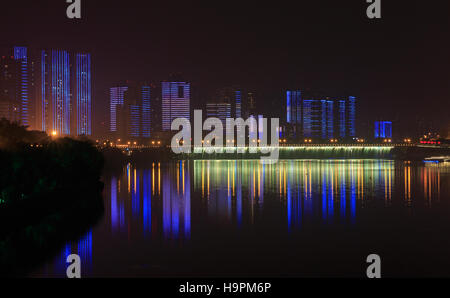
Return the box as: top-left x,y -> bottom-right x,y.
0,132 -> 105,276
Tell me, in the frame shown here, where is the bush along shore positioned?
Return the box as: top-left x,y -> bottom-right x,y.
0,120 -> 104,276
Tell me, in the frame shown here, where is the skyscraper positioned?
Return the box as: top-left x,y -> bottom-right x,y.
321,99 -> 334,139
161,81 -> 190,131
74,53 -> 92,135
40,49 -> 71,135
0,56 -> 21,123
206,102 -> 231,124
286,90 -> 302,124
13,46 -> 34,128
109,86 -> 128,133
303,99 -> 322,138
0,46 -> 36,128
39,49 -> 92,136
338,100 -> 346,138
110,84 -> 152,140
141,86 -> 151,138
348,96 -> 356,137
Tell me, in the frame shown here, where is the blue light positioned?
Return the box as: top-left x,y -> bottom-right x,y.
374,121 -> 392,138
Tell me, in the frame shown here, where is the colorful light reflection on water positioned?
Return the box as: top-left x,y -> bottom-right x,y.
33,160 -> 450,277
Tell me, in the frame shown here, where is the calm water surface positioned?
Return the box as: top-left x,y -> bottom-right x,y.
32,159 -> 450,277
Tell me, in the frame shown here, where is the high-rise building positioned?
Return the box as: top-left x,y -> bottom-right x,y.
74,53 -> 92,136
303,99 -> 322,138
161,81 -> 190,131
235,90 -> 242,119
0,46 -> 36,128
40,49 -> 71,135
374,121 -> 392,138
39,49 -> 92,136
348,96 -> 356,137
110,84 -> 152,140
109,86 -> 128,133
286,90 -> 357,140
0,56 -> 21,122
206,102 -> 231,124
286,90 -> 302,124
338,99 -> 346,138
141,86 -> 151,138
321,99 -> 334,139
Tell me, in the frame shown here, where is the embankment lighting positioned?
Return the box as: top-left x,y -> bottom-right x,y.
52,131 -> 57,137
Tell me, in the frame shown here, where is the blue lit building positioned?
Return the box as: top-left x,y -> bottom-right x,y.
348,96 -> 356,137
74,53 -> 92,135
111,84 -> 152,140
0,46 -> 36,128
206,102 -> 231,124
321,100 -> 334,139
374,121 -> 392,138
110,86 -> 128,133
235,90 -> 242,119
286,90 -> 302,124
300,95 -> 356,140
161,81 -> 190,131
338,100 -> 346,137
13,47 -> 31,127
39,49 -> 92,136
141,86 -> 151,138
302,99 -> 321,138
40,49 -> 71,135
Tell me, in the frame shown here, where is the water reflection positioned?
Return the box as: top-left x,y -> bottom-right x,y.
100,160 -> 450,236
33,159 -> 449,277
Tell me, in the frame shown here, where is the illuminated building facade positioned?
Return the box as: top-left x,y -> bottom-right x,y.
321,99 -> 334,139
111,84 -> 152,139
0,46 -> 36,128
74,53 -> 92,135
0,56 -> 21,122
287,90 -> 357,140
39,49 -> 92,136
302,99 -> 322,138
141,86 -> 151,138
110,86 -> 128,133
206,102 -> 231,124
235,90 -> 242,119
348,96 -> 356,137
286,90 -> 302,124
39,49 -> 71,135
161,81 -> 190,131
374,121 -> 392,138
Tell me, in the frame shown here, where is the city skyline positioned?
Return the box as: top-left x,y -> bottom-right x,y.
0,0 -> 447,140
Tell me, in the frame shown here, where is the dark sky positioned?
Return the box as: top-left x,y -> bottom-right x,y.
0,0 -> 448,137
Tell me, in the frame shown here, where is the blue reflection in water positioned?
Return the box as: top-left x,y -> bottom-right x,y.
35,159 -> 449,277
143,170 -> 151,236
163,161 -> 191,239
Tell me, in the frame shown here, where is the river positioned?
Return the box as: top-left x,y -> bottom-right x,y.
32,159 -> 450,277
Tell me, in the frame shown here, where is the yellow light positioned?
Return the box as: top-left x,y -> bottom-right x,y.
52,131 -> 57,136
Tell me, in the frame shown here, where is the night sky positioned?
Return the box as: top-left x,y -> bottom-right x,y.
0,0 -> 448,137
